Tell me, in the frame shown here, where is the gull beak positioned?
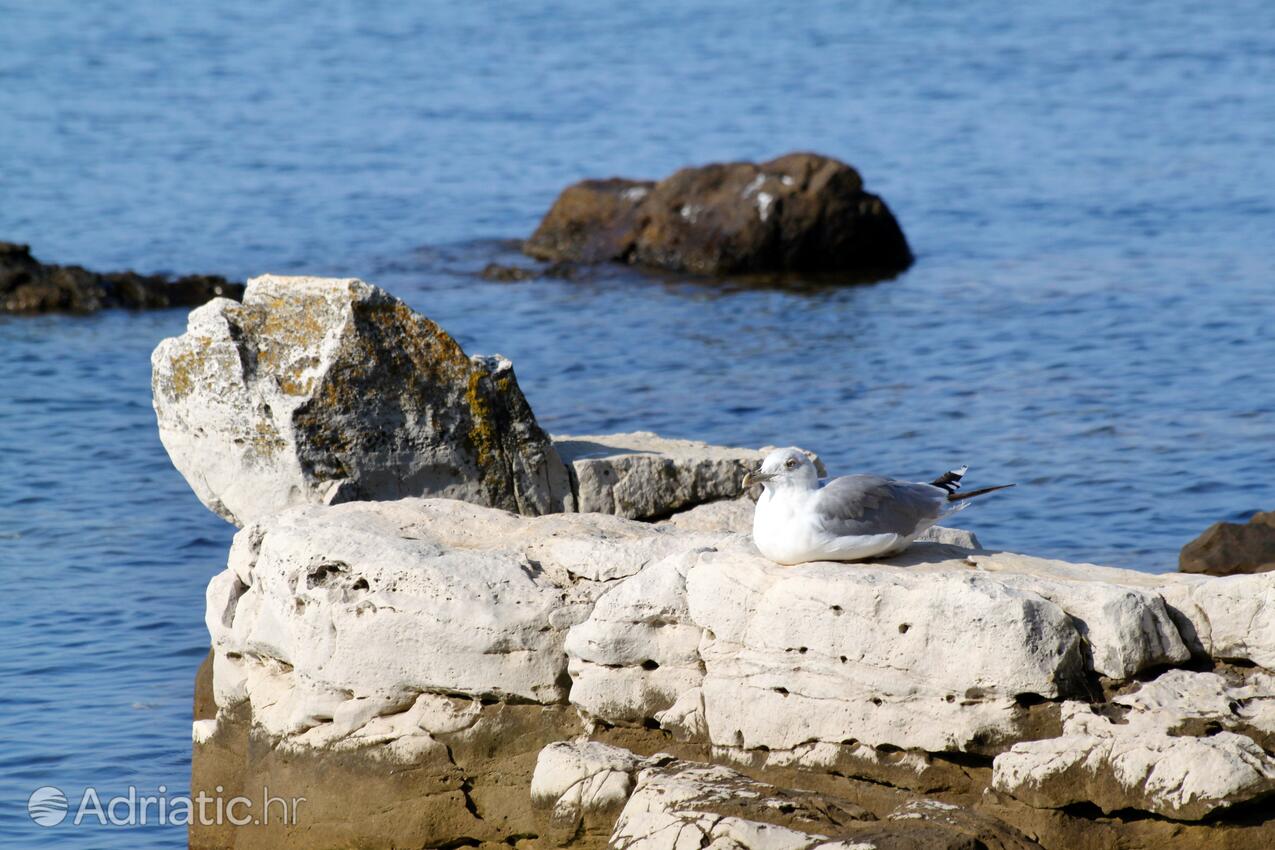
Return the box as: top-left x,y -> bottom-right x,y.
743,468 -> 774,487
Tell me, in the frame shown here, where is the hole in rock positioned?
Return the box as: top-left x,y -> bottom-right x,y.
350,577 -> 369,591
830,605 -> 843,614
306,561 -> 348,588
870,697 -> 882,706
773,687 -> 789,696
642,717 -> 661,730
1014,692 -> 1048,708
640,659 -> 660,671
897,623 -> 910,634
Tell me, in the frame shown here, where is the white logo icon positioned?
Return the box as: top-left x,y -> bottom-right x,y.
28,785 -> 69,827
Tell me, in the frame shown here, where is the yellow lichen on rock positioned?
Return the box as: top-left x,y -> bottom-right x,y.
152,274 -> 573,525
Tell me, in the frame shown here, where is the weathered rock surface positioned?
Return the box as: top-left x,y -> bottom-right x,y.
152,274 -> 572,526
524,153 -> 913,278
192,492 -> 1275,849
993,699 -> 1275,820
535,742 -> 1040,850
556,433 -> 823,521
1180,511 -> 1275,575
973,550 -> 1275,670
0,241 -> 241,314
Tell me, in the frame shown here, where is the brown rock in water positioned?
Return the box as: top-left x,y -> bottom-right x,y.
525,178 -> 656,265
1179,511 -> 1275,576
524,153 -> 912,278
0,241 -> 241,314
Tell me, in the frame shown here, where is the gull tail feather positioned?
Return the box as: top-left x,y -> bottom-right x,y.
947,483 -> 1015,502
930,465 -> 968,495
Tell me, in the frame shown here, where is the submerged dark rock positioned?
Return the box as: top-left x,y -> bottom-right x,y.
0,241 -> 242,314
524,153 -> 913,279
1180,511 -> 1275,576
480,260 -> 577,282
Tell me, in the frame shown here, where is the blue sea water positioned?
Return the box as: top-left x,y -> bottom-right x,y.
2,1 -> 1275,846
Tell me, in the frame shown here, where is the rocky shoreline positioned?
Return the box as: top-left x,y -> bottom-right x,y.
151,276 -> 1275,850
1,241 -> 241,314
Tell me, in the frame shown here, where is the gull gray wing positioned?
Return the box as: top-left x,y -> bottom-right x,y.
812,475 -> 947,537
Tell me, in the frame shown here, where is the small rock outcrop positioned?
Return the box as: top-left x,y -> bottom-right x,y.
152,275 -> 572,526
524,153 -> 913,278
556,432 -> 824,520
1180,510 -> 1275,575
0,241 -> 241,314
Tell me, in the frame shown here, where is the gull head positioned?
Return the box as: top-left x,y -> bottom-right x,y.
743,447 -> 819,491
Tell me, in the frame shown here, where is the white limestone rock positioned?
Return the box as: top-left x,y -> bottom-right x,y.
152,275 -> 572,526
992,701 -> 1275,820
602,750 -> 1034,850
658,496 -> 755,534
206,500 -> 593,738
609,759 -> 869,850
204,497 -> 736,743
531,741 -> 643,824
685,552 -> 1085,753
974,552 -> 1275,670
566,545 -> 1090,752
565,545 -> 1250,755
555,432 -> 824,520
1157,572 -> 1275,669
916,524 -> 981,549
565,549 -> 712,726
982,572 -> 1190,678
1113,667 -> 1275,738
201,483 -> 1275,809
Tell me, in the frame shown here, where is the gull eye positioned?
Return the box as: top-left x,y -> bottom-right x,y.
785,458 -> 798,470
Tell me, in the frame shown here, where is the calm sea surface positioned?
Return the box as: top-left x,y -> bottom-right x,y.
3,1 -> 1275,845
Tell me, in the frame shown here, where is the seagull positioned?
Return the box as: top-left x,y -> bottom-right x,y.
741,447 -> 1013,565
